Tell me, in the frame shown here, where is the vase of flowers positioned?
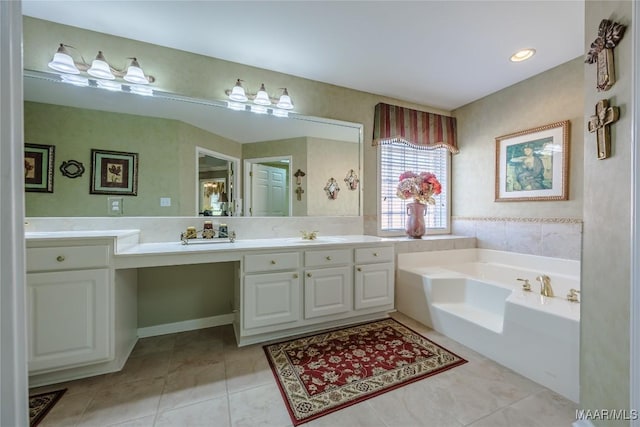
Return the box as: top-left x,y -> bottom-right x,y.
396,171 -> 441,238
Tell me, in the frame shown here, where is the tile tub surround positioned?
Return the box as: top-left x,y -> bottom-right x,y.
452,217 -> 583,260
28,313 -> 578,427
396,248 -> 581,402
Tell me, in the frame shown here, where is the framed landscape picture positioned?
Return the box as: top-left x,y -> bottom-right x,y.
24,143 -> 55,193
90,149 -> 138,196
495,120 -> 570,202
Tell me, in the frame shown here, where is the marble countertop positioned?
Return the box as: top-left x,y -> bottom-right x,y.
116,235 -> 391,257
25,229 -> 141,240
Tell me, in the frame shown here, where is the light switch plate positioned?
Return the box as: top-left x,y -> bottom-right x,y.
108,197 -> 123,216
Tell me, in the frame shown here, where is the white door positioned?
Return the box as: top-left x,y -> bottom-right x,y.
27,269 -> 111,373
354,263 -> 395,310
304,266 -> 352,319
251,163 -> 288,216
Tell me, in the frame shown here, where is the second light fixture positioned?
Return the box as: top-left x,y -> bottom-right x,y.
226,79 -> 294,111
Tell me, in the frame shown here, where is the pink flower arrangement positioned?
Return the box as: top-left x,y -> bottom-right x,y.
396,171 -> 442,205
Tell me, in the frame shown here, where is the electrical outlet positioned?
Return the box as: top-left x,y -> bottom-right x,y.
160,197 -> 171,207
108,197 -> 123,216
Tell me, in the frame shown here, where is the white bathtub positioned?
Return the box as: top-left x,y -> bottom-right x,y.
396,248 -> 580,402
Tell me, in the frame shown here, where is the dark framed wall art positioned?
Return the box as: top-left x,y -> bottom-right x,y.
90,149 -> 139,196
24,143 -> 55,193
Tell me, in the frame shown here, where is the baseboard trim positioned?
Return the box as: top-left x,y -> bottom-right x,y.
137,313 -> 234,338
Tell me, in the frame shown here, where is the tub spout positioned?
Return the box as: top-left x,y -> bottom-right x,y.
536,275 -> 554,297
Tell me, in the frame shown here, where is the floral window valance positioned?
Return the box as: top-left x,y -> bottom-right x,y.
372,103 -> 459,154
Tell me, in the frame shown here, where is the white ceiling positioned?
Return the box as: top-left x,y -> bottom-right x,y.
21,0 -> 585,111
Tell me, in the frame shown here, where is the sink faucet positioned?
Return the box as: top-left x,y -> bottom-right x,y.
301,230 -> 318,240
536,275 -> 554,297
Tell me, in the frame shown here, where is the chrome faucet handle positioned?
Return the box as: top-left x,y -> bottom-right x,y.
567,288 -> 580,303
516,278 -> 531,292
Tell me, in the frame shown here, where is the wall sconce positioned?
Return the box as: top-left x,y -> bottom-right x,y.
225,79 -> 294,116
48,43 -> 156,85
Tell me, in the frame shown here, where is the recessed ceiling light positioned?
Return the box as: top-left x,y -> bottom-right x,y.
510,48 -> 536,62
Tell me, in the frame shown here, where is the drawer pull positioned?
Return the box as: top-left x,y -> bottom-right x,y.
357,267 -> 362,272
270,260 -> 276,265
293,274 -> 299,279
326,256 -> 332,261
56,255 -> 66,262
307,273 -> 312,277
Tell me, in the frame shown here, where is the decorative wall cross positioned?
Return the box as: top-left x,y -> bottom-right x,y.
588,99 -> 619,159
295,186 -> 305,201
585,19 -> 626,91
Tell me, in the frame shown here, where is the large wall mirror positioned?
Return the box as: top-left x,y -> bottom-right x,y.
23,70 -> 362,217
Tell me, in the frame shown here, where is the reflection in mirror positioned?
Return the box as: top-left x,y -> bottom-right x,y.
197,147 -> 239,216
244,156 -> 291,216
23,69 -> 363,217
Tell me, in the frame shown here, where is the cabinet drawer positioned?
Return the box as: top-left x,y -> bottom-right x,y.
305,249 -> 352,267
244,252 -> 300,273
27,245 -> 110,272
354,246 -> 394,264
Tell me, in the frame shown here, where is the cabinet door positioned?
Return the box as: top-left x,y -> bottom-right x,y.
304,266 -> 352,319
354,263 -> 395,310
27,268 -> 111,373
244,271 -> 300,329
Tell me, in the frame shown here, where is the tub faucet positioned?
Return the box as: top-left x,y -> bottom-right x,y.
536,275 -> 554,297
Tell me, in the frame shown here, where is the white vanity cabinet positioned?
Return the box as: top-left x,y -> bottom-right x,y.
243,252 -> 301,329
354,246 -> 395,310
238,243 -> 394,345
26,244 -> 112,373
26,234 -> 138,387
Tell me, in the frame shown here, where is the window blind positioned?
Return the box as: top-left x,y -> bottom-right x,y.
380,142 -> 449,232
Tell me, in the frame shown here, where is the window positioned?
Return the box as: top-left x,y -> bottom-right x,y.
378,142 -> 450,235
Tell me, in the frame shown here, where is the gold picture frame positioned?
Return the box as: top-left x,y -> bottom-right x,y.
495,120 -> 570,202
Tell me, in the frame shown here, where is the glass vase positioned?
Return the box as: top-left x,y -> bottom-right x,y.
405,202 -> 427,238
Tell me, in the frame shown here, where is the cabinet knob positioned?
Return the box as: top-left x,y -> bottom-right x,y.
56,255 -> 65,262
326,256 -> 332,261
373,252 -> 378,257
270,260 -> 276,265
307,273 -> 312,277
293,274 -> 298,279
357,267 -> 362,272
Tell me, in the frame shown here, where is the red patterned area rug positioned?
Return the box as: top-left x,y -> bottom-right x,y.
263,318 -> 467,425
29,389 -> 66,426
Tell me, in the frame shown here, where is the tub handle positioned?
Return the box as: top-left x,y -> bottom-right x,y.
567,288 -> 580,303
517,278 -> 531,292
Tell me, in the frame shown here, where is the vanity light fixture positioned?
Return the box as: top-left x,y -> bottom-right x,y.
276,88 -> 294,110
87,51 -> 115,80
510,48 -> 536,62
253,83 -> 271,106
228,79 -> 248,102
225,79 -> 295,116
47,43 -> 156,84
48,44 -> 80,74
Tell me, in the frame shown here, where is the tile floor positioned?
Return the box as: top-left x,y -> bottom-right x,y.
31,313 -> 578,427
